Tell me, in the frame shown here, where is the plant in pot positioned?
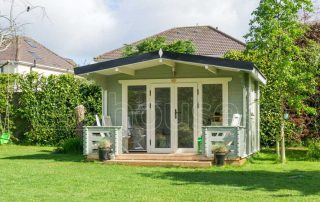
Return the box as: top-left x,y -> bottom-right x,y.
98,138 -> 113,161
212,143 -> 229,166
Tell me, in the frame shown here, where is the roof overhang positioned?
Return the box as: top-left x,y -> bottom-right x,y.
74,51 -> 267,85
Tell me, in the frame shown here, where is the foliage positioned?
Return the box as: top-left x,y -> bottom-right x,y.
225,0 -> 319,149
0,73 -> 18,134
0,73 -> 101,145
211,143 -> 229,153
225,40 -> 319,146
17,73 -> 101,145
307,141 -> 320,160
98,137 -> 112,149
245,0 -> 316,113
122,36 -> 195,57
57,137 -> 83,154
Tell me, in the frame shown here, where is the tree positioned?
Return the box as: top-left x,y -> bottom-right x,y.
0,0 -> 47,51
243,0 -> 317,163
122,36 -> 195,57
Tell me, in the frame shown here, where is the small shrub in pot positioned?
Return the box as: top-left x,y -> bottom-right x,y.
98,138 -> 113,161
212,143 -> 229,166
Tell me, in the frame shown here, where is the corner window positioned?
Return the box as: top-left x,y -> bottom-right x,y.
202,84 -> 223,126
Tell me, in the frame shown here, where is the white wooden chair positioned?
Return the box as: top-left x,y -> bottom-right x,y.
231,114 -> 242,127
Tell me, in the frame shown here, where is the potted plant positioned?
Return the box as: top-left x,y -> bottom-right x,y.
212,143 -> 229,166
98,138 -> 113,161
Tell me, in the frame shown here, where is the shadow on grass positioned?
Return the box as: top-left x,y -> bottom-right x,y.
1,151 -> 84,162
140,169 -> 320,197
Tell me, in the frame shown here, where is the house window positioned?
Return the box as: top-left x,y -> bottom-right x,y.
127,85 -> 147,151
25,39 -> 37,48
202,84 -> 223,126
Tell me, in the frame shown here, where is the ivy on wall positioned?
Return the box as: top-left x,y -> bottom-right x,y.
0,73 -> 101,145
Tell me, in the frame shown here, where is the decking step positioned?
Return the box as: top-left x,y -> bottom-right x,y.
104,160 -> 212,168
115,154 -> 213,161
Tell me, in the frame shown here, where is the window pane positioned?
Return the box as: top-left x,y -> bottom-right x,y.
128,86 -> 147,151
202,84 -> 223,126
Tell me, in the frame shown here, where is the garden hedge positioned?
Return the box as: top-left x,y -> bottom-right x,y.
0,73 -> 101,145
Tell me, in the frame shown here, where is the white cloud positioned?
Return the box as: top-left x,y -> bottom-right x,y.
0,0 -> 259,64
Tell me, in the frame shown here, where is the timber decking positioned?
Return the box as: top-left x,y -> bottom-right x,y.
86,153 -> 246,167
105,160 -> 212,168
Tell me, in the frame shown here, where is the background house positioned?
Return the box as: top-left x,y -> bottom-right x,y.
0,36 -> 76,76
94,25 -> 246,62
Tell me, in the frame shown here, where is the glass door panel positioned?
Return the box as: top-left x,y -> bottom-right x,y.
155,87 -> 171,148
128,86 -> 147,151
177,87 -> 194,148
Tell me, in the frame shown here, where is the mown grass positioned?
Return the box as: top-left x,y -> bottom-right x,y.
0,145 -> 319,202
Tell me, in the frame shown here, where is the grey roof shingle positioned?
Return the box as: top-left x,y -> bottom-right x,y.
95,25 -> 246,61
0,36 -> 76,70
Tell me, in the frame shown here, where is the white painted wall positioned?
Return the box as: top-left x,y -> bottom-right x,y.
1,63 -> 70,76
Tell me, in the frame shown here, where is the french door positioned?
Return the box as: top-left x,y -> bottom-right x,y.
149,83 -> 197,153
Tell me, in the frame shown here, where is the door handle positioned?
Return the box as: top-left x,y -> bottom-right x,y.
175,109 -> 181,119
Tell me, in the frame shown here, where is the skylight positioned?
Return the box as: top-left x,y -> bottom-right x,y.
29,51 -> 41,60
25,39 -> 37,48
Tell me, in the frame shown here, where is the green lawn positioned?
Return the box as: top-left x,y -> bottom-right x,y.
0,145 -> 319,202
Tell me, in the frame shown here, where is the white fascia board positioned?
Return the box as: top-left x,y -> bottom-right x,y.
250,68 -> 267,85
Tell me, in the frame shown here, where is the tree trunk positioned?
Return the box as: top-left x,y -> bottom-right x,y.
75,105 -> 85,139
280,118 -> 286,163
276,141 -> 280,159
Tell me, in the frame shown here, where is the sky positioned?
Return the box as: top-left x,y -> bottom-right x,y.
0,0 -> 260,65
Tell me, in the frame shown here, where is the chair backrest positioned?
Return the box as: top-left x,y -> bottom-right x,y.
231,114 -> 242,127
102,116 -> 113,126
95,114 -> 101,126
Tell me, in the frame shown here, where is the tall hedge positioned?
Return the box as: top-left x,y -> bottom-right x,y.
0,73 -> 101,145
0,74 -> 18,134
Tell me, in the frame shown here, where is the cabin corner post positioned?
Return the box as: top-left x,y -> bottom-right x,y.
114,127 -> 122,155
203,128 -> 212,157
256,82 -> 261,151
83,126 -> 89,156
236,127 -> 241,157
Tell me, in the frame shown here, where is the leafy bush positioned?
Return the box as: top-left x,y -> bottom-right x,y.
307,141 -> 320,161
58,138 -> 83,154
0,73 -> 101,146
122,36 -> 195,57
17,73 -> 101,145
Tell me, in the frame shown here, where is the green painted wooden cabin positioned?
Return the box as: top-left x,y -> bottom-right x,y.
75,51 -> 266,160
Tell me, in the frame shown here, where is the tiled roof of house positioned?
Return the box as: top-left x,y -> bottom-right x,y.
94,25 -> 246,61
0,36 -> 76,70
